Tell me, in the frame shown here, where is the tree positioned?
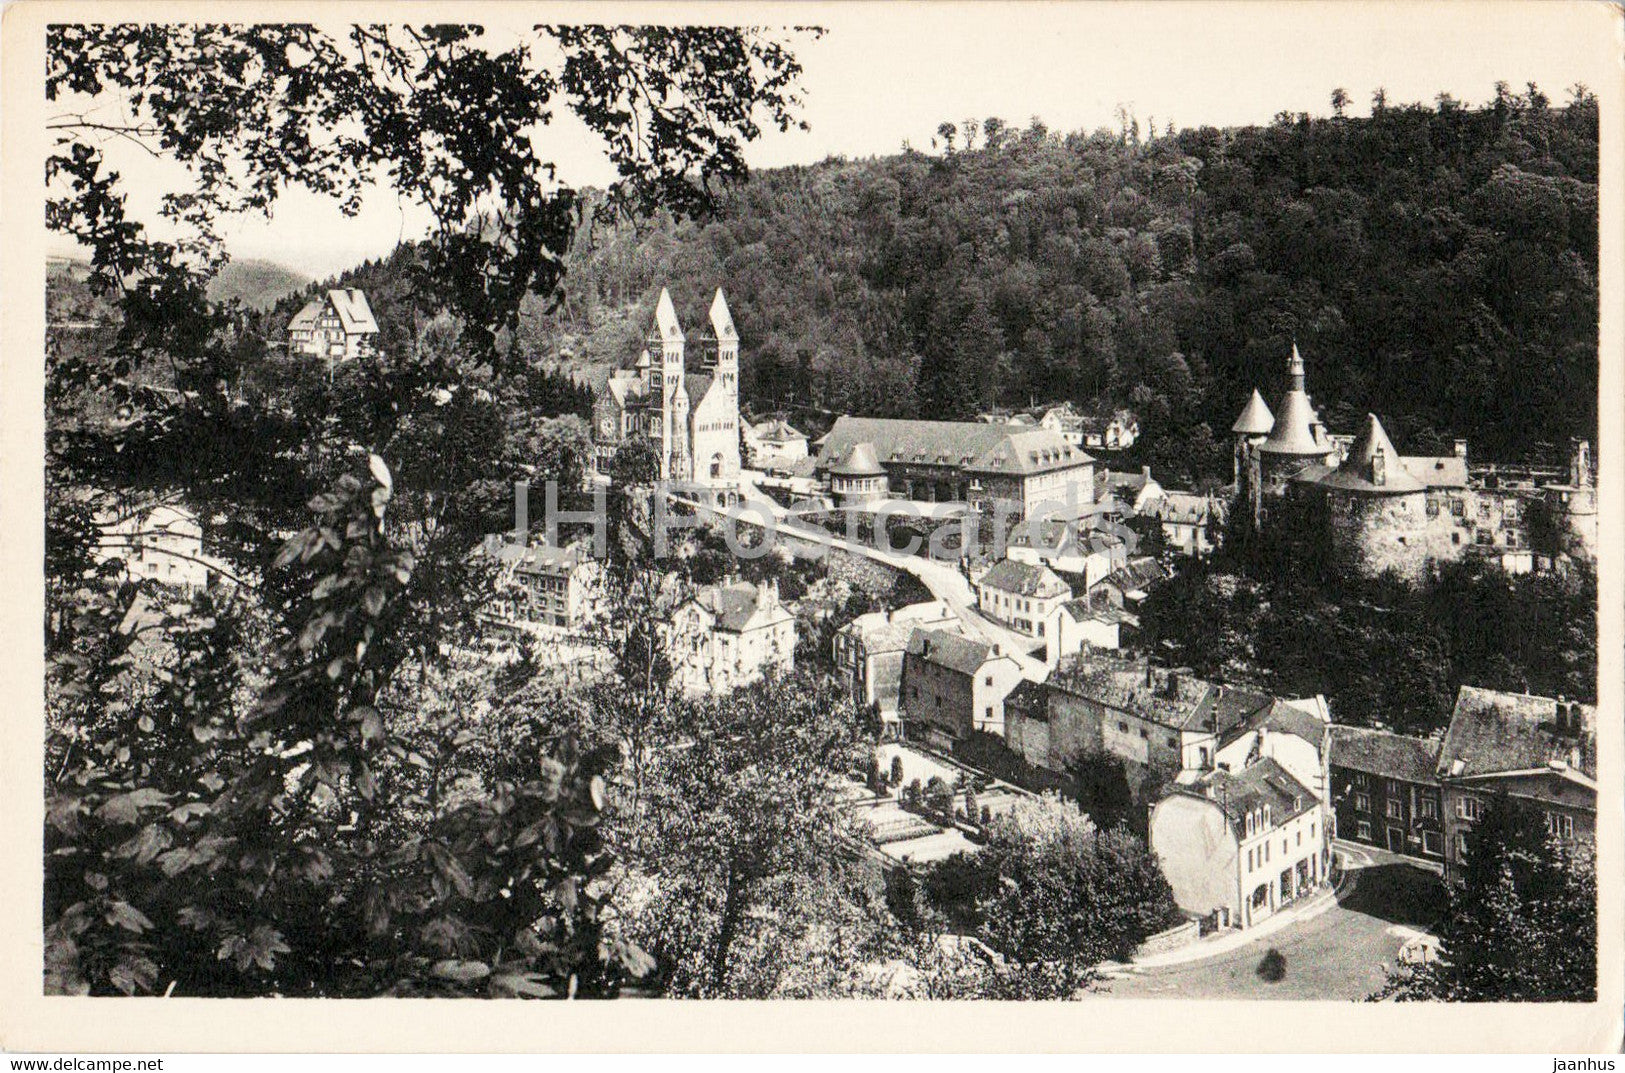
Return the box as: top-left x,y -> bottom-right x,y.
1330,88 -> 1350,118
1066,749 -> 1134,830
967,796 -> 1181,998
619,671 -> 877,998
1377,795 -> 1596,1001
43,21 -> 819,998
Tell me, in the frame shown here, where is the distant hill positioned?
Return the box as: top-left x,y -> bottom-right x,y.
207,258 -> 311,311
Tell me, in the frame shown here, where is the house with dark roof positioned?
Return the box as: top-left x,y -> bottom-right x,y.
479,535 -> 604,631
1004,515 -> 1130,583
1436,685 -> 1596,880
1329,726 -> 1446,864
973,558 -> 1071,653
812,415 -> 1095,520
1151,490 -> 1224,558
1150,756 -> 1329,929
288,288 -> 379,362
1092,555 -> 1169,608
1003,652 -> 1275,796
899,627 -> 1025,746
831,601 -> 960,731
743,417 -> 809,471
663,576 -> 795,696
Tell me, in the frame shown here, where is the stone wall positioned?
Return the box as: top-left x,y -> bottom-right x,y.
1134,918 -> 1201,959
1326,490 -> 1429,582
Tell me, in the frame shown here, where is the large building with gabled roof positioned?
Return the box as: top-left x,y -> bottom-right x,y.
812,415 -> 1095,520
288,288 -> 378,362
591,287 -> 742,484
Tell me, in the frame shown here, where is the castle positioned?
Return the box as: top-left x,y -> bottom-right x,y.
591,288 -> 743,484
1235,346 -> 1596,582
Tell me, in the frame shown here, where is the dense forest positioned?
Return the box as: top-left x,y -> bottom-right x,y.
483,85 -> 1595,481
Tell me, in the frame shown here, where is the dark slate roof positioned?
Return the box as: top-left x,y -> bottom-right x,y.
1329,726 -> 1441,783
1005,679 -> 1050,719
832,441 -> 885,477
815,416 -> 1092,478
1153,491 -> 1216,525
1317,414 -> 1424,494
1401,455 -> 1470,489
1097,556 -> 1168,594
688,579 -> 784,632
1061,588 -> 1138,626
683,373 -> 715,405
978,558 -> 1069,598
1200,757 -> 1319,833
1440,685 -> 1596,780
905,627 -> 1007,677
1232,389 -> 1275,436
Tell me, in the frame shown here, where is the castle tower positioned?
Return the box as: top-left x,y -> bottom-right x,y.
649,288 -> 687,481
1546,437 -> 1597,562
1231,387 -> 1275,490
1317,413 -> 1429,582
1256,343 -> 1337,492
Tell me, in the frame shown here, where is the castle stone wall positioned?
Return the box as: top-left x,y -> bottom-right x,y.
1326,490 -> 1430,582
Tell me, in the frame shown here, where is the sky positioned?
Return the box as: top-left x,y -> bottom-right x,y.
45,2 -> 1617,280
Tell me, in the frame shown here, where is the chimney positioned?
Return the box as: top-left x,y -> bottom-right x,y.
1371,445 -> 1387,486
1454,438 -> 1468,460
1145,663 -> 1155,688
991,642 -> 1001,656
921,638 -> 932,657
1141,465 -> 1152,481
1166,670 -> 1181,698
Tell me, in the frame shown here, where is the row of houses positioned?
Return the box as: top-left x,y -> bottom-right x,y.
1329,686 -> 1596,881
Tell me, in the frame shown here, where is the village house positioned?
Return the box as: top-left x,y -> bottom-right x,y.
480,536 -> 604,631
287,288 -> 378,363
664,577 -> 796,697
1092,555 -> 1169,610
1329,726 -> 1446,864
1003,653 -> 1274,796
899,627 -> 1025,746
1039,402 -> 1140,451
831,601 -> 960,733
973,559 -> 1071,649
1095,465 -> 1164,515
1152,490 -> 1223,558
1004,515 -> 1130,585
94,500 -> 213,592
1056,589 -> 1136,653
1436,685 -> 1596,881
1150,757 -> 1328,930
743,417 -> 810,471
813,416 -> 1096,521
1210,696 -> 1333,817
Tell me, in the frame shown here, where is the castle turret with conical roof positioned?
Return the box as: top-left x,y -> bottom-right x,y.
1317,414 -> 1423,494
1319,412 -> 1430,582
1255,343 -> 1338,491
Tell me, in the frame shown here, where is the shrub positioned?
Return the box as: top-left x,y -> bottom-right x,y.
890,755 -> 904,786
1257,948 -> 1287,982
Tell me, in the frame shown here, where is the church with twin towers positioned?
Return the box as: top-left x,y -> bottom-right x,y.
591,287 -> 743,484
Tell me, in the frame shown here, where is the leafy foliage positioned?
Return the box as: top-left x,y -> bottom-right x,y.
1377,796 -> 1595,1001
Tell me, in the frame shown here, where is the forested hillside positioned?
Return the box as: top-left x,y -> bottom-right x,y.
504,86 -> 1596,479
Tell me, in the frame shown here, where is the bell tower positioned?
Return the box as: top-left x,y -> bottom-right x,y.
648,288 -> 686,481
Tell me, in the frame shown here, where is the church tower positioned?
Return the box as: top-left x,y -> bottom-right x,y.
649,288 -> 688,481
709,289 -> 740,406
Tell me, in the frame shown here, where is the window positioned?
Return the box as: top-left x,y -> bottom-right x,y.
1118,721 -> 1128,733
985,707 -> 993,722
1419,797 -> 1438,819
1422,830 -> 1442,856
1455,833 -> 1469,859
985,676 -> 993,686
1263,842 -> 1270,863
1357,820 -> 1371,840
1546,812 -> 1574,839
1386,779 -> 1401,797
1354,793 -> 1370,813
1451,531 -> 1461,545
1457,796 -> 1484,822
1353,772 -> 1369,788
1167,736 -> 1179,748
1297,830 -> 1302,846
1386,799 -> 1403,820
1247,849 -> 1254,870
1138,728 -> 1148,740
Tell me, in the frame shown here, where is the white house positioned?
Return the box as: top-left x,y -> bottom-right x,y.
831,601 -> 960,731
480,536 -> 604,631
973,558 -> 1072,647
94,501 -> 212,592
664,577 -> 796,696
288,288 -> 379,362
744,417 -> 810,471
1149,756 -> 1328,930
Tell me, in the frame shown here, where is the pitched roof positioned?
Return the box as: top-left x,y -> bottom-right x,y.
648,287 -> 684,344
832,441 -> 886,477
1439,685 -> 1596,781
327,289 -> 378,334
905,627 -> 1007,677
1097,556 -> 1168,595
683,372 -> 714,405
1199,757 -> 1319,833
814,416 -> 1092,478
1259,344 -> 1332,457
1061,589 -> 1137,626
750,418 -> 806,443
1153,491 -> 1216,525
1232,388 -> 1275,436
1330,726 -> 1441,783
1317,414 -> 1424,494
1400,455 -> 1469,489
288,298 -> 324,331
707,289 -> 737,342
977,558 -> 1070,598
685,579 -> 788,633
